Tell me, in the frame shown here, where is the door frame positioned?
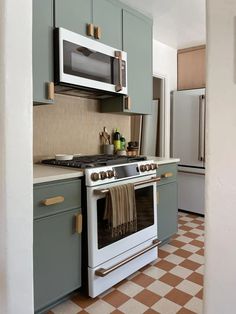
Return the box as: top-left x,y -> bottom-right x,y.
153,73 -> 166,157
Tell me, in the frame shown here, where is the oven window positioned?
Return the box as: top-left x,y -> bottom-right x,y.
97,186 -> 154,249
63,41 -> 126,87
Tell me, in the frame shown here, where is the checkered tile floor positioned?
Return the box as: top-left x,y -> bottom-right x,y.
49,211 -> 204,314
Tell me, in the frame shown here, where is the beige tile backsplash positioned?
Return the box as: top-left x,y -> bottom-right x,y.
33,94 -> 131,159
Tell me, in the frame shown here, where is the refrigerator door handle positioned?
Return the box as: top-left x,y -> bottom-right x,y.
198,95 -> 205,162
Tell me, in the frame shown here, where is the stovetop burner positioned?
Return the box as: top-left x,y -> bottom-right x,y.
41,154 -> 147,169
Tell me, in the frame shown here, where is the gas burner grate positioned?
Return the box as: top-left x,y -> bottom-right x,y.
41,154 -> 147,169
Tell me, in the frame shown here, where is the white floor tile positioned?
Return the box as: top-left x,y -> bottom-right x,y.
176,235 -> 193,243
119,298 -> 148,314
176,279 -> 202,296
184,222 -> 199,228
191,228 -> 204,235
86,299 -> 115,314
185,296 -> 203,313
52,300 -> 82,314
164,254 -> 185,265
170,265 -> 193,279
182,244 -> 201,253
196,265 -> 205,275
160,244 -> 178,253
152,298 -> 181,314
143,265 -> 166,279
117,281 -> 143,297
147,280 -> 173,297
178,216 -> 193,222
188,253 -> 204,265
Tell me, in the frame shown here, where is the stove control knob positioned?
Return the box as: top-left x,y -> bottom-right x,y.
107,170 -> 114,178
146,164 -> 151,171
91,172 -> 100,181
150,163 -> 158,170
140,165 -> 147,172
100,171 -> 107,180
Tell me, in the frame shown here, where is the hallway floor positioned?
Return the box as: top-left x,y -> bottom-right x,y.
49,212 -> 204,314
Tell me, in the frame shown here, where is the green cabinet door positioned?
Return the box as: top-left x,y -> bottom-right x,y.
33,0 -> 54,104
157,182 -> 178,243
54,0 -> 92,36
122,10 -> 153,114
93,0 -> 122,49
34,208 -> 82,312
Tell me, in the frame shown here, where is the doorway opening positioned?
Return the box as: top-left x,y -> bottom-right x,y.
130,75 -> 166,157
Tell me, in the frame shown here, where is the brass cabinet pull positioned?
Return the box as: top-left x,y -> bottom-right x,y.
161,172 -> 173,178
95,239 -> 162,277
124,96 -> 131,111
48,82 -> 54,101
75,213 -> 83,234
94,26 -> 102,39
115,51 -> 123,92
41,196 -> 64,206
87,23 -> 94,37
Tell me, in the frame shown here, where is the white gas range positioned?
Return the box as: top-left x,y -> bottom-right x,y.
42,155 -> 162,297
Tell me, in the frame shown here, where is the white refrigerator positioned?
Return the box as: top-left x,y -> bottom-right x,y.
171,88 -> 205,215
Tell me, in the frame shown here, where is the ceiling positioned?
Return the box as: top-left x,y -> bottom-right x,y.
121,0 -> 206,49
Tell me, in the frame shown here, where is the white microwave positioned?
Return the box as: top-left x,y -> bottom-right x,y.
54,28 -> 128,96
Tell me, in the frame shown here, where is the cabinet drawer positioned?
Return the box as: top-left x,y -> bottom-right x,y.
156,164 -> 177,185
34,179 -> 81,219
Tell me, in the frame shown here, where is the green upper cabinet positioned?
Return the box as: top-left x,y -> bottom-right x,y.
33,0 -> 54,104
123,10 -> 153,114
93,0 -> 122,49
101,9 -> 153,114
54,0 -> 93,36
54,0 -> 122,49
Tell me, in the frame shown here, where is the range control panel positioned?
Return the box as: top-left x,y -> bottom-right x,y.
85,160 -> 158,187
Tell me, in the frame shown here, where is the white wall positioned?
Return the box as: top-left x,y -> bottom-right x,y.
204,0 -> 236,313
0,0 -> 33,313
153,40 -> 177,157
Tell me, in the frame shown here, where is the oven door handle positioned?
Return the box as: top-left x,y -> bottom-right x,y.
95,239 -> 162,277
94,176 -> 161,195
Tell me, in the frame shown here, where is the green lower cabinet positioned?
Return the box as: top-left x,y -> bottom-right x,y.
34,208 -> 82,313
157,182 -> 178,244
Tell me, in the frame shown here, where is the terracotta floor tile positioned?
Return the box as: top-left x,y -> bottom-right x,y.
102,290 -> 130,308
195,288 -> 204,299
197,225 -> 204,230
189,239 -> 204,247
158,249 -> 170,258
165,288 -> 192,306
139,264 -> 152,272
196,248 -> 204,256
131,273 -> 155,288
174,249 -> 192,258
154,259 -> 176,271
187,272 -> 204,286
113,278 -> 128,289
170,239 -> 186,248
179,259 -> 201,271
191,219 -> 204,225
134,289 -> 161,307
71,293 -> 98,308
184,232 -> 199,239
179,225 -> 192,232
178,219 -> 188,225
187,213 -> 199,219
46,311 -> 54,314
111,309 -> 125,314
159,273 -> 183,287
76,311 -> 89,314
177,307 -> 196,314
144,309 -> 160,314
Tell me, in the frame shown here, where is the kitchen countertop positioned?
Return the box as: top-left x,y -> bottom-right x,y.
33,164 -> 84,184
147,156 -> 180,165
33,156 -> 180,184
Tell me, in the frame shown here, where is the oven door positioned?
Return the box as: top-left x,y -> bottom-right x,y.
55,28 -> 127,95
87,175 -> 157,268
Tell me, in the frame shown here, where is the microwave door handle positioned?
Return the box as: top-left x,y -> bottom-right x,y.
115,51 -> 123,92
198,95 -> 205,162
